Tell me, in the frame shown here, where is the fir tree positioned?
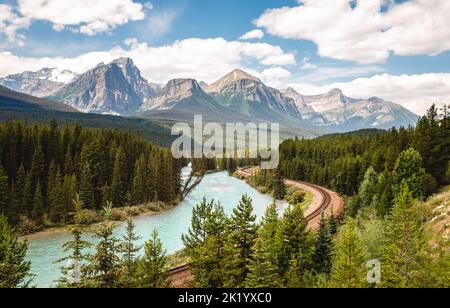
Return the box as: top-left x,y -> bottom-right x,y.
381,184 -> 426,288
86,202 -> 121,288
79,162 -> 95,210
228,194 -> 257,287
56,195 -> 91,287
131,154 -> 148,204
312,214 -> 334,275
0,215 -> 33,288
111,147 -> 128,208
330,219 -> 368,288
0,166 -> 8,218
285,258 -> 302,288
272,167 -> 286,200
31,182 -> 44,224
246,203 -> 282,288
118,220 -> 142,288
278,204 -> 311,275
392,148 -> 427,200
183,199 -> 232,288
137,230 -> 170,288
358,167 -> 378,209
30,145 -> 45,190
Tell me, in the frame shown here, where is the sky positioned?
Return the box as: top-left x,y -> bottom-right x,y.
0,0 -> 450,115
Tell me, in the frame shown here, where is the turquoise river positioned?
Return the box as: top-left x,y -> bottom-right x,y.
25,169 -> 286,288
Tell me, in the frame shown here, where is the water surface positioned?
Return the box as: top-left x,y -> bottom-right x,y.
26,171 -> 284,287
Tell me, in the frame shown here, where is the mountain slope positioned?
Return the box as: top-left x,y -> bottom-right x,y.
283,88 -> 419,130
49,58 -> 156,115
0,68 -> 77,97
205,69 -> 302,125
140,78 -> 253,122
0,85 -> 78,113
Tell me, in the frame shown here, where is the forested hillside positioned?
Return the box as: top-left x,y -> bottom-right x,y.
278,105 -> 449,200
0,120 -> 182,232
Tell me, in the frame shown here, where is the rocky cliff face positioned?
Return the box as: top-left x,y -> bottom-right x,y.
50,58 -> 155,115
0,68 -> 77,97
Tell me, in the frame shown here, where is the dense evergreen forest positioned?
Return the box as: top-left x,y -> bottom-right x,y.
0,105 -> 448,289
248,105 -> 450,208
0,120 -> 183,233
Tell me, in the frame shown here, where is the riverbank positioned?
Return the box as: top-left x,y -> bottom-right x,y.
234,168 -> 314,210
23,201 -> 177,240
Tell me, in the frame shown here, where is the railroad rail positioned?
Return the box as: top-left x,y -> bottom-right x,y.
168,168 -> 337,286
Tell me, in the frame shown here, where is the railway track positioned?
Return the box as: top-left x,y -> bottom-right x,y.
168,168 -> 338,286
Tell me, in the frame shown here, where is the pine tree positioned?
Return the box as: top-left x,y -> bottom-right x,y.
358,167 -> 378,209
15,165 -> 28,218
118,220 -> 142,288
392,148 -> 427,200
56,195 -> 91,287
136,230 -> 170,288
381,184 -> 426,288
79,162 -> 95,210
285,258 -> 302,288
86,202 -> 121,288
131,154 -> 148,204
31,182 -> 44,224
183,199 -> 232,288
30,145 -> 45,191
111,147 -> 128,208
0,215 -> 33,288
312,214 -> 334,275
278,204 -> 311,275
228,194 -> 257,287
246,203 -> 282,288
330,219 -> 368,288
272,167 -> 286,200
0,166 -> 8,218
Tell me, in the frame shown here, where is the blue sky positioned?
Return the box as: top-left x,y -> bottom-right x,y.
0,0 -> 450,114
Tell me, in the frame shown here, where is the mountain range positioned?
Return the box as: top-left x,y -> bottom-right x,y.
0,58 -> 419,132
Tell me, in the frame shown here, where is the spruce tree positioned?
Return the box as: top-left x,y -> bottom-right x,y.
0,166 -> 8,218
30,145 -> 45,191
246,203 -> 282,288
285,258 -> 302,288
0,215 -> 33,288
312,214 -> 334,275
228,194 -> 257,287
278,204 -> 311,275
273,167 -> 286,200
111,147 -> 128,207
358,167 -> 378,209
183,199 -> 232,288
330,219 -> 368,288
381,184 -> 426,288
131,154 -> 148,204
137,230 -> 170,288
31,182 -> 44,224
118,220 -> 142,288
56,195 -> 91,287
86,202 -> 121,288
392,148 -> 427,200
79,162 -> 95,209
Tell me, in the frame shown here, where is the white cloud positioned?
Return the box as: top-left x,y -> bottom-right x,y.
0,37 -> 296,84
146,9 -> 178,38
17,0 -> 147,36
286,73 -> 450,115
255,0 -> 450,63
239,29 -> 265,40
301,57 -> 317,70
260,67 -> 292,87
0,4 -> 30,46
